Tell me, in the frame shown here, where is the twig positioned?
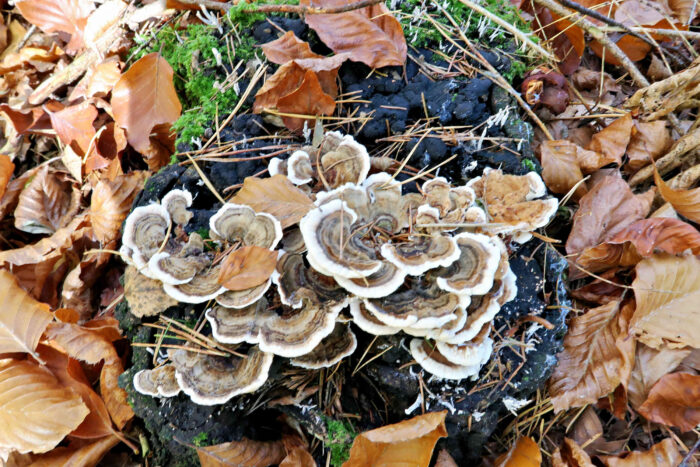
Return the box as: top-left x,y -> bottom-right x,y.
532,0 -> 650,87
628,126 -> 700,186
679,436 -> 700,467
600,26 -> 700,40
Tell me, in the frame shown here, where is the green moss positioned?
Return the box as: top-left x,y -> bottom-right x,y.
521,158 -> 537,172
325,418 -> 357,466
192,432 -> 209,447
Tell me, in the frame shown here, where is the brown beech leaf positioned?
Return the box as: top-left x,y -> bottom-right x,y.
585,114 -> 635,169
86,57 -> 122,97
301,0 -> 406,68
277,69 -> 335,131
344,411 -> 447,467
0,269 -> 52,356
197,438 -> 287,467
46,101 -> 97,155
434,449 -> 459,467
628,343 -> 691,410
631,254 -> 700,348
254,62 -> 307,114
540,140 -> 588,198
638,373 -> 700,431
111,52 -> 181,152
20,435 -> 119,466
90,170 -> 147,243
575,218 -> 700,274
566,174 -> 654,257
85,122 -> 127,175
13,166 -> 82,235
140,123 -> 176,171
494,436 -> 542,467
123,265 -> 178,317
549,301 -> 635,412
0,104 -> 52,135
599,438 -> 682,467
552,438 -> 594,467
261,30 -> 323,63
654,165 -> 700,223
230,175 -> 313,229
571,407 -> 626,456
15,0 -> 94,53
218,246 -> 278,291
625,121 -> 671,173
0,359 -> 89,454
0,154 -> 14,200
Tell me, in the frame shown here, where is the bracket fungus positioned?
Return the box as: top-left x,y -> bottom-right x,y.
123,131 -> 557,406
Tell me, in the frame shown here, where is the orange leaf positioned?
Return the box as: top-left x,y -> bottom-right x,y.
138,123 -> 176,171
552,438 -> 593,467
549,301 -> 635,412
637,373 -> 700,431
599,438 -> 682,467
20,435 -> 120,467
230,175 -> 313,229
277,69 -> 335,132
495,436 -> 542,467
586,114 -> 634,169
344,411 -> 447,467
654,164 -> 700,223
301,0 -> 406,68
625,121 -> 671,173
90,170 -> 147,243
0,154 -> 14,200
0,104 -> 51,135
197,438 -> 286,467
218,245 -> 278,291
254,62 -> 307,114
86,57 -> 122,97
628,343 -> 691,410
540,140 -> 588,198
15,0 -> 94,53
262,30 -> 323,63
85,122 -> 127,175
111,52 -> 181,152
46,101 -> 98,155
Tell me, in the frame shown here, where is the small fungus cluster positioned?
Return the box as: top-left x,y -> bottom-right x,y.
127,131 -> 558,405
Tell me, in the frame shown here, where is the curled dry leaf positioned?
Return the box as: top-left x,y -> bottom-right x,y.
586,114 -> 634,169
0,154 -> 14,200
15,0 -> 94,53
111,52 -> 181,152
218,245 -> 278,291
0,358 -> 89,454
19,435 -> 120,467
301,0 -> 406,68
494,436 -> 542,467
261,30 -> 323,63
575,218 -> 700,274
549,301 -> 635,412
628,343 -> 691,410
0,269 -> 52,356
46,101 -> 98,155
344,411 -> 447,467
540,140 -> 589,198
123,265 -> 178,317
552,438 -> 594,467
0,104 -> 52,135
599,438 -> 682,466
435,449 -> 459,467
197,437 -> 286,467
86,57 -> 122,98
90,170 -> 148,243
230,175 -> 314,229
654,165 -> 700,223
277,69 -> 336,131
626,121 -> 671,173
566,174 -> 654,257
631,254 -> 700,348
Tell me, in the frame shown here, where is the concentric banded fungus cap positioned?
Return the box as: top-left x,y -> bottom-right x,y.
409,338 -> 486,380
300,199 -> 381,279
133,364 -> 181,397
435,323 -> 493,367
334,261 -> 406,298
442,279 -> 506,344
410,306 -> 467,342
215,279 -> 271,309
122,204 -> 171,259
422,177 -> 453,215
287,150 -> 314,185
209,203 -> 283,249
364,278 -> 460,329
436,232 -> 501,297
274,253 -> 346,308
349,300 -> 401,335
206,294 -> 345,358
380,235 -> 459,276
163,264 -> 226,303
147,251 -> 211,285
170,346 -> 273,405
281,228 -> 306,254
162,189 -> 193,225
320,135 -> 370,188
289,323 -> 357,369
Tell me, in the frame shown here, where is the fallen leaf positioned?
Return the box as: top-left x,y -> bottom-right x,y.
0,154 -> 14,199
668,0 -> 695,22
540,140 -> 589,198
549,301 -> 635,412
230,175 -> 313,229
600,438 -> 682,466
111,52 -> 181,152
654,165 -> 700,223
123,265 -> 178,317
261,30 -> 323,63
344,411 -> 447,467
46,101 -> 98,155
0,269 -> 52,357
15,0 -> 95,53
495,436 -> 542,467
301,0 -> 406,69
85,122 -> 127,174
566,174 -> 654,257
277,69 -> 335,131
626,121 -> 671,173
279,446 -> 315,467
61,248 -> 113,320
139,122 -> 176,171
218,246 -> 278,291
83,0 -> 127,47
575,218 -> 700,273
571,407 -> 626,456
0,358 -> 89,454
90,170 -> 147,243
434,449 -> 459,467
20,435 -> 119,467
586,114 -> 634,169
630,254 -> 700,348
570,270 -> 625,305
254,61 -> 308,114
86,57 -> 122,97
628,343 -> 691,410
197,438 -> 286,467
0,104 -> 52,135
552,438 -> 594,467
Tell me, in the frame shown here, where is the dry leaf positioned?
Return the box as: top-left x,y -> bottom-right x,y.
599,438 -> 682,466
0,358 -> 89,454
540,140 -> 588,198
277,69 -> 335,131
83,0 -> 126,46
279,446 -> 315,467
566,174 -> 654,257
435,449 -> 459,467
197,438 -> 286,467
301,0 -> 406,68
0,104 -> 52,135
139,122 -> 176,171
0,154 -> 14,200
654,165 -> 700,223
630,254 -> 700,348
90,170 -> 147,243
586,115 -> 634,169
15,0 -> 94,53
85,122 -> 127,175
261,30 -> 323,63
14,166 -> 82,235
626,121 -> 671,173
86,57 -> 122,97
218,246 -> 278,291
111,52 -> 181,152
575,218 -> 700,274
549,301 -> 635,412
230,175 -> 313,229
123,265 -> 178,317
571,407 -> 626,456
552,438 -> 594,467
495,436 -> 542,467
46,101 -> 97,155
344,411 -> 447,467
20,435 -> 119,467
0,269 -> 52,357
628,343 -> 691,409
254,62 -> 308,114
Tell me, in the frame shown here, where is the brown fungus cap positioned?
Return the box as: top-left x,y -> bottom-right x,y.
349,299 -> 401,335
287,150 -> 314,185
122,204 -> 171,270
435,232 -> 501,297
147,251 -> 211,285
273,252 -> 347,308
161,189 -> 193,226
319,134 -> 370,188
170,346 -> 273,405
215,279 -> 271,309
409,338 -> 488,380
209,203 -> 283,249
435,323 -> 493,367
334,261 -> 406,298
289,322 -> 357,369
380,234 -> 460,277
162,264 -> 226,303
133,364 -> 181,398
